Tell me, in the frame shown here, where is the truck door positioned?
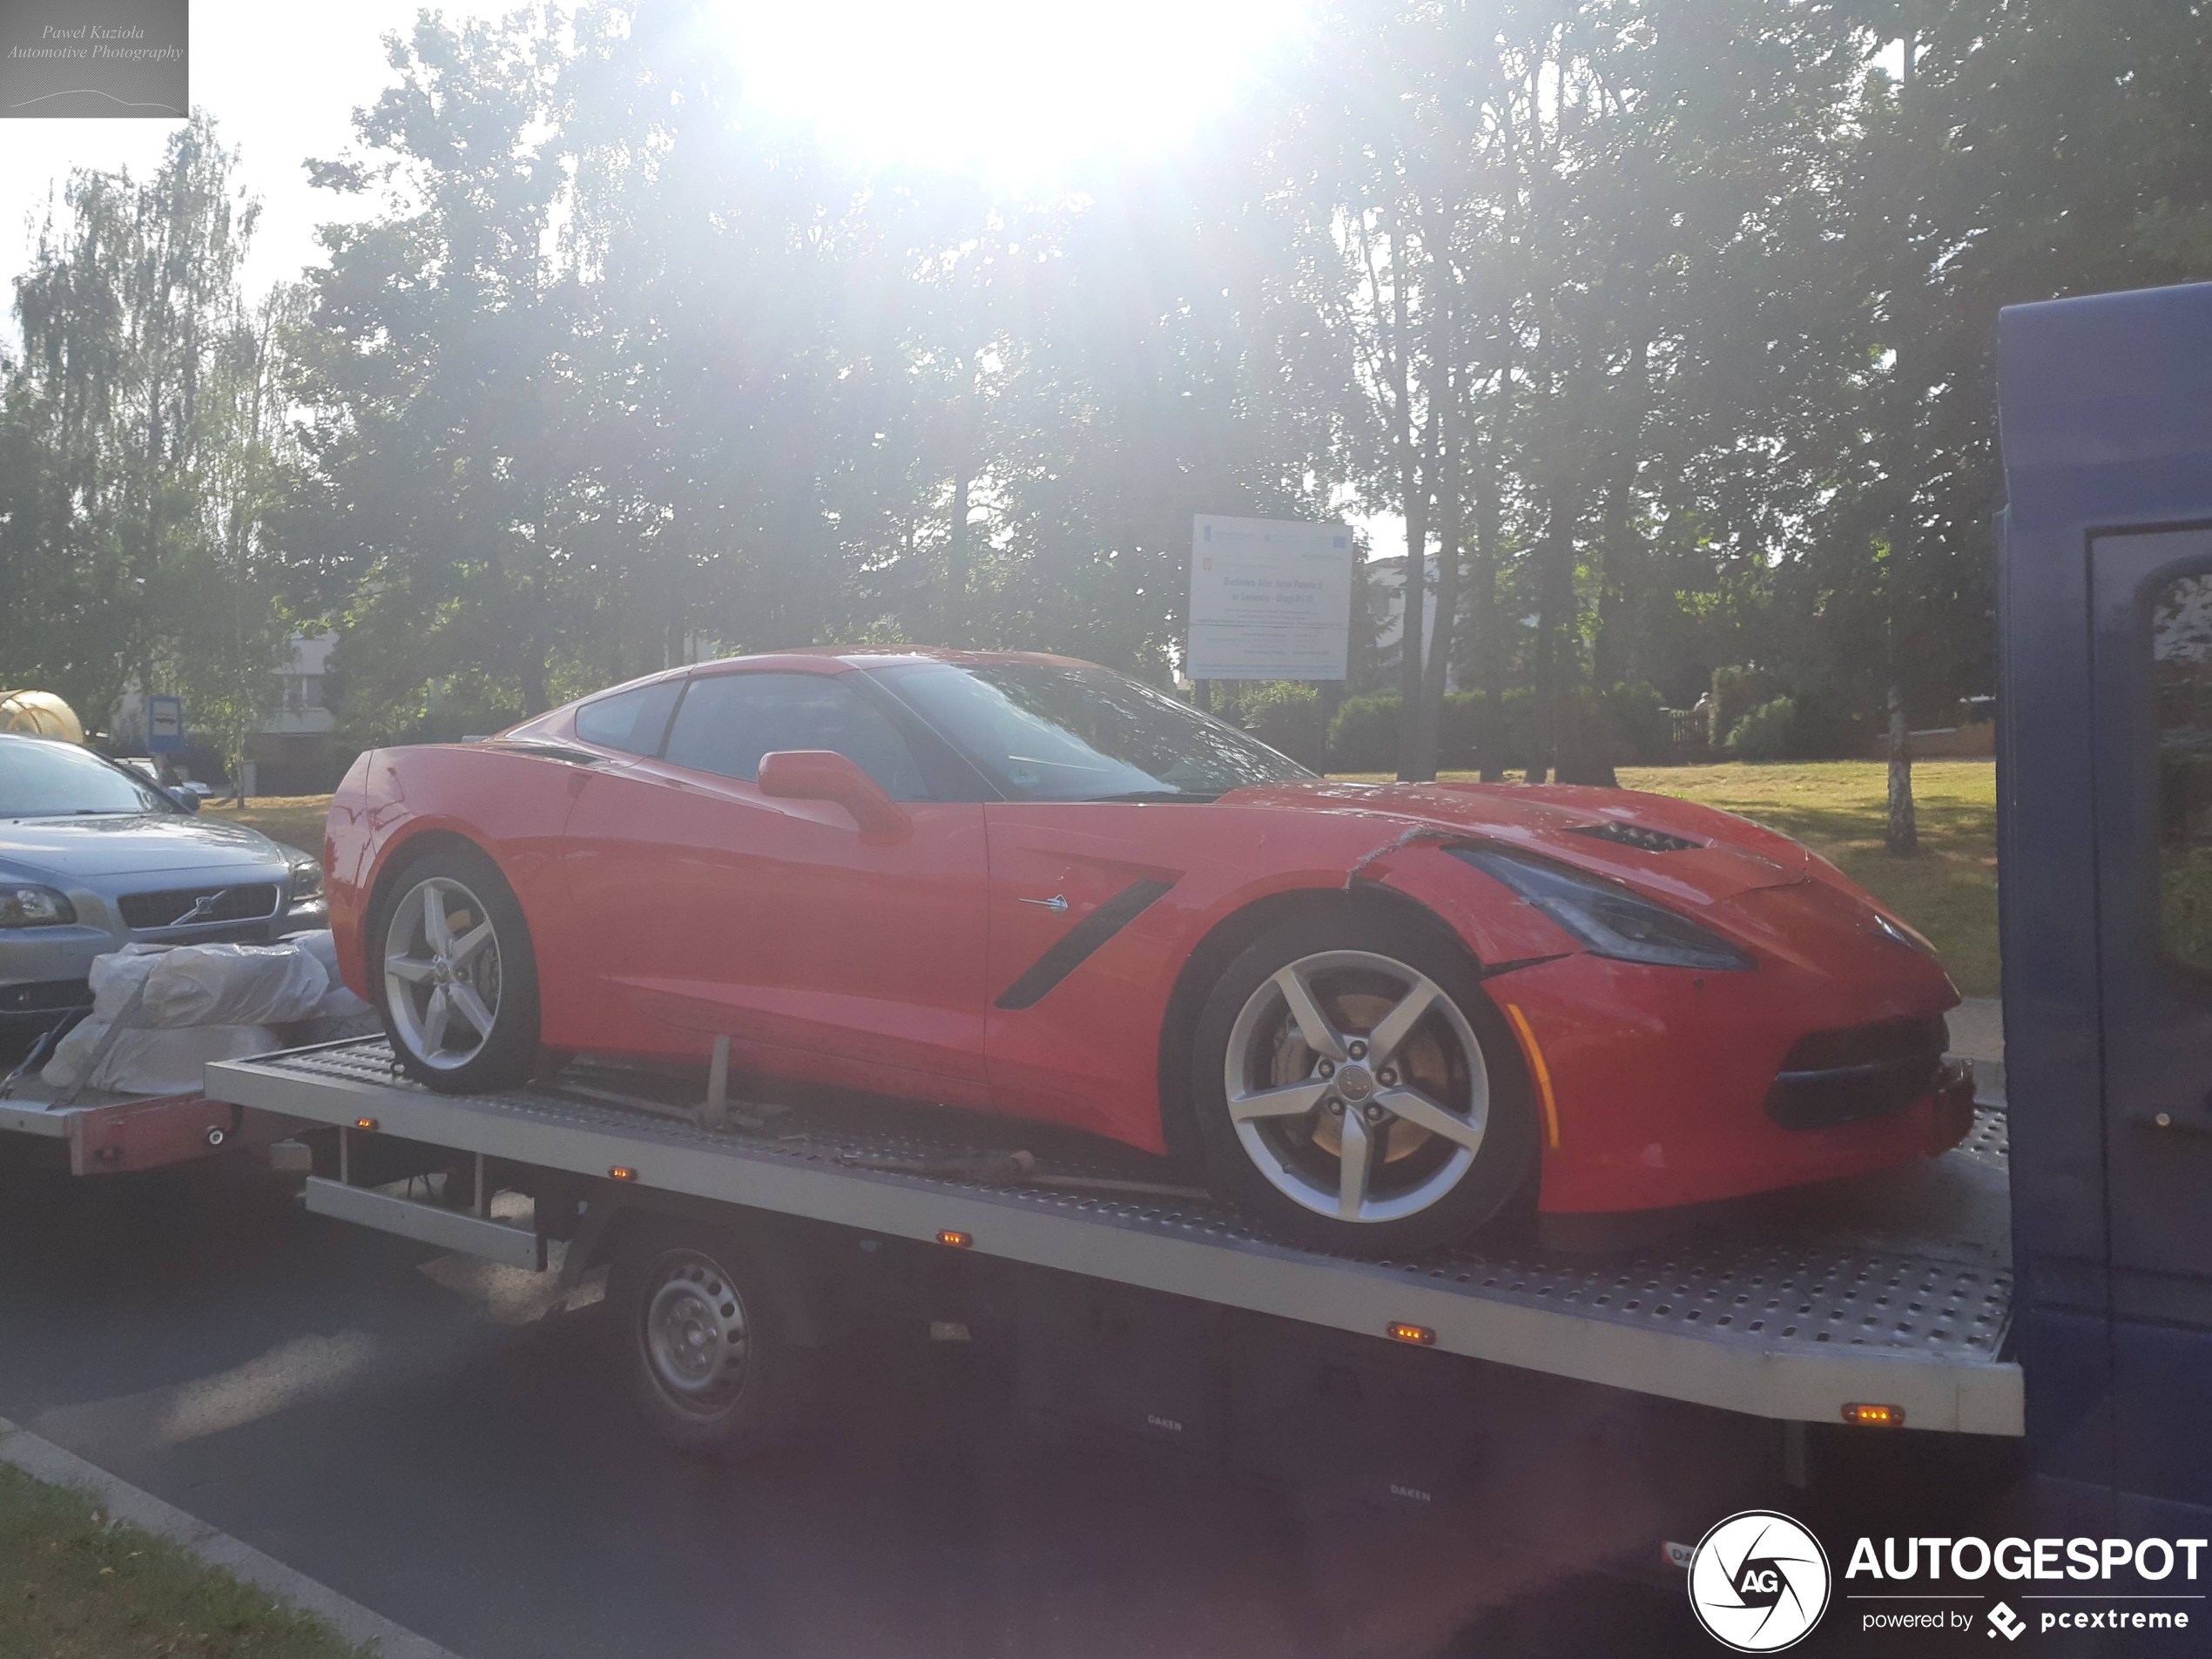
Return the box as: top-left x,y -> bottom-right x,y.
2090,526 -> 2212,1512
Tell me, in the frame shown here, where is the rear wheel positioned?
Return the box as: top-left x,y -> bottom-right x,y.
1190,909 -> 1535,1253
611,1218 -> 816,1462
372,845 -> 539,1093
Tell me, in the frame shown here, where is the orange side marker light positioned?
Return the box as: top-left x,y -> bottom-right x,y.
936,1229 -> 974,1249
609,1166 -> 638,1182
353,1117 -> 378,1132
1843,1402 -> 1905,1428
1503,1002 -> 1561,1150
1387,1321 -> 1436,1346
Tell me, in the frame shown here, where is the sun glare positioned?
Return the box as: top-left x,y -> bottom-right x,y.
714,0 -> 1311,185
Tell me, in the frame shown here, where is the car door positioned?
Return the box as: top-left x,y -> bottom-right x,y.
2088,528 -> 2212,1509
562,666 -> 992,1108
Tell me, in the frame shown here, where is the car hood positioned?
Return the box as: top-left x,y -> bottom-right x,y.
0,813 -> 293,884
1216,779 -> 1811,907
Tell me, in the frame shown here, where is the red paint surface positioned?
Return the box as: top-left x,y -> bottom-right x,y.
324,652 -> 1960,1214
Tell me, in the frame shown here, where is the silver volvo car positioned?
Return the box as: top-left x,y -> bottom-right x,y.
0,732 -> 327,1029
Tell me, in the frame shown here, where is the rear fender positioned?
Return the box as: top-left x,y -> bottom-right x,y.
349,745 -> 596,1021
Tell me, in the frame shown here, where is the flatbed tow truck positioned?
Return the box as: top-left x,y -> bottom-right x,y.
13,279 -> 2212,1532
193,1036 -> 2021,1466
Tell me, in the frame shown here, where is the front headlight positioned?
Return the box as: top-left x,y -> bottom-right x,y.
1,884 -> 78,928
1449,846 -> 1755,971
288,858 -> 325,902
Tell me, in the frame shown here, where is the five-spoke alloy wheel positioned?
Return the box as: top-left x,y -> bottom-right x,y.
1191,908 -> 1534,1251
371,845 -> 540,1093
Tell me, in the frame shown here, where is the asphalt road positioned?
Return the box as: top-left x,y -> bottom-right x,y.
0,1141 -> 2022,1658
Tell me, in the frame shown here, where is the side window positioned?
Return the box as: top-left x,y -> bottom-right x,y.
663,672 -> 930,800
574,679 -> 681,757
2153,572 -> 2212,974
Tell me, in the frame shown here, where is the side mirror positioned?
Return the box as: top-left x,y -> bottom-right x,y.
756,750 -> 911,841
167,786 -> 201,814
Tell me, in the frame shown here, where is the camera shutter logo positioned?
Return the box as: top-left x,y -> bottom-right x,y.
1687,1510 -> 1831,1652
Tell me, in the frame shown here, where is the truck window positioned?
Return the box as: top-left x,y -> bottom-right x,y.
2153,571 -> 2212,974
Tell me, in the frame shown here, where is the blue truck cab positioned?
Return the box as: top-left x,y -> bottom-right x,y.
2000,280 -> 2212,1530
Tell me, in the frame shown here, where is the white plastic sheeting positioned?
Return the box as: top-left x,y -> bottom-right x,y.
89,941 -> 328,1030
42,1019 -> 280,1096
47,934 -> 346,1095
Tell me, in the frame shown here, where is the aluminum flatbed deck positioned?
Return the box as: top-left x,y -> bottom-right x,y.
206,1038 -> 2022,1436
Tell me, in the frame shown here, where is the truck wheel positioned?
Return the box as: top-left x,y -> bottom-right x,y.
372,844 -> 539,1094
1190,908 -> 1536,1254
611,1218 -> 815,1463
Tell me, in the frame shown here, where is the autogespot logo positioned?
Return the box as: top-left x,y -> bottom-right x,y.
1688,1510 -> 1833,1652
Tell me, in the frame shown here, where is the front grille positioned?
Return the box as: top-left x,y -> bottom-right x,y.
1764,1015 -> 1950,1131
118,883 -> 280,931
0,978 -> 91,1014
1568,822 -> 1702,853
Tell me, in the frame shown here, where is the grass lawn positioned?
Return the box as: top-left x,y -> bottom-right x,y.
0,1463 -> 368,1658
197,763 -> 2001,995
1333,761 -> 2000,998
199,795 -> 332,858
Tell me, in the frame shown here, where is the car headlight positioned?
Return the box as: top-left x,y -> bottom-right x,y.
1,884 -> 78,928
1449,846 -> 1755,971
289,858 -> 325,902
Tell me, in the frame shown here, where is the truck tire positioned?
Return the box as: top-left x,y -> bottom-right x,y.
610,1217 -> 816,1463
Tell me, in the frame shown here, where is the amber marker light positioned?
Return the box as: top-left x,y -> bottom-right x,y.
1387,1321 -> 1436,1346
1502,1003 -> 1561,1150
936,1229 -> 974,1249
353,1117 -> 378,1131
609,1166 -> 638,1182
1843,1402 -> 1904,1427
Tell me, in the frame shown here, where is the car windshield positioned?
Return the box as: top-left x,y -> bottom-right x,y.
870,660 -> 1312,801
0,738 -> 178,818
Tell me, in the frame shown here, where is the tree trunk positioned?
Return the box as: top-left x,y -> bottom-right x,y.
1886,685 -> 1918,855
1527,487 -> 1575,785
1418,369 -> 1461,780
1471,357 -> 1508,783
945,469 -> 972,647
1379,227 -> 1431,784
1591,338 -> 1649,692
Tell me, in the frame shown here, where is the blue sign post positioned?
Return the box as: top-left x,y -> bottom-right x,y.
147,694 -> 183,754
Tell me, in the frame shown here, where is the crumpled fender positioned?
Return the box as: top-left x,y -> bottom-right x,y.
1351,833 -> 1581,971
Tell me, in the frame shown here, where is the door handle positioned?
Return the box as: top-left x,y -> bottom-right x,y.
1019,894 -> 1069,914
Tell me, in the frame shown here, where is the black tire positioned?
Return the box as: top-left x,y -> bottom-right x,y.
1190,906 -> 1536,1254
368,842 -> 540,1094
610,1217 -> 817,1463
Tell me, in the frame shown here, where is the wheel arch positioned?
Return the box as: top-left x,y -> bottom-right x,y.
1154,881 -> 1487,1169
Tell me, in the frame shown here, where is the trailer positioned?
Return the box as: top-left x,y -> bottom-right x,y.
199,1035 -> 2022,1480
0,1071 -> 284,1177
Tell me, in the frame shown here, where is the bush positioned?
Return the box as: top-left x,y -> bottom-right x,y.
1709,665 -> 1783,749
1327,694 -> 1402,772
1236,681 -> 1324,769
1729,696 -> 1798,760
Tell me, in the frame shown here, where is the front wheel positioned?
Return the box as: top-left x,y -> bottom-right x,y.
373,845 -> 539,1093
1190,909 -> 1536,1253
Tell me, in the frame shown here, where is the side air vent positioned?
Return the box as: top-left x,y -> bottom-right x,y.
1568,822 -> 1703,853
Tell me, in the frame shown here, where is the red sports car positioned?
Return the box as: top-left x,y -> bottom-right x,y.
326,649 -> 1967,1250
